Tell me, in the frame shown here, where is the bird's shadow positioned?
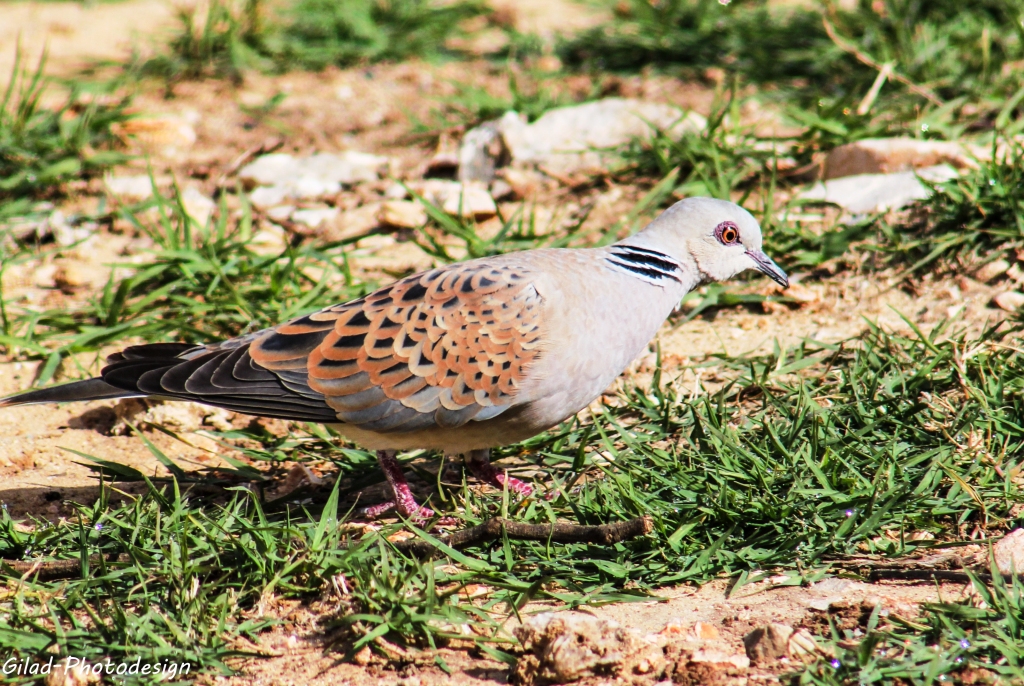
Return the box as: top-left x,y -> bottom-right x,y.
0,483 -> 149,520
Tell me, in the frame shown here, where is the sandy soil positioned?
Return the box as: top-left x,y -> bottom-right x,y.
0,2 -> 1013,684
223,577 -> 974,685
0,0 -> 175,77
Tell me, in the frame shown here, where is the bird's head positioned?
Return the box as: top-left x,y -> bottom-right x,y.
629,197 -> 789,288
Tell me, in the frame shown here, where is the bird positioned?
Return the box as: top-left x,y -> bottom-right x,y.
0,197 -> 788,520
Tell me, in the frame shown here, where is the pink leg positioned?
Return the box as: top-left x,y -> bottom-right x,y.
466,449 -> 533,497
361,450 -> 437,521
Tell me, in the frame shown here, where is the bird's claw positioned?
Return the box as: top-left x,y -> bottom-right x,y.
358,500 -> 457,528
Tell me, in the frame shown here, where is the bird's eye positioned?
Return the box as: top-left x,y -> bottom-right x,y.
715,221 -> 740,245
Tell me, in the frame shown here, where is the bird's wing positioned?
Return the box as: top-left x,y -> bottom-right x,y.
101,260 -> 545,432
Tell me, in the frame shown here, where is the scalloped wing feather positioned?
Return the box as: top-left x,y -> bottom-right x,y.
249,261 -> 544,432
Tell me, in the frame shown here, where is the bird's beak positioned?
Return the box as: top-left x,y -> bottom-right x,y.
746,250 -> 789,288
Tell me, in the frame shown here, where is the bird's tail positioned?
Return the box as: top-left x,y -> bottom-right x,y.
0,378 -> 141,407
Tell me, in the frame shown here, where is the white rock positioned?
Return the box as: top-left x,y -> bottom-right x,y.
442,185 -> 496,219
309,150 -> 389,184
289,176 -> 341,199
993,291 -> 1024,312
787,629 -> 820,661
410,180 -> 496,219
823,137 -> 981,180
501,167 -> 544,198
384,182 -> 409,199
378,200 -> 426,228
249,185 -> 290,209
323,203 -> 383,242
33,263 -> 59,288
690,648 -> 751,670
513,612 -> 665,685
744,624 -> 794,663
976,259 -> 1011,283
105,175 -> 156,202
39,210 -> 95,247
458,119 -> 504,183
496,98 -> 706,174
291,207 -> 340,229
238,153 -> 297,187
250,226 -> 290,255
994,529 -> 1024,573
181,187 -> 216,225
113,399 -> 222,434
240,151 -> 388,209
264,205 -> 296,222
799,164 -> 959,214
490,179 -> 514,201
239,151 -> 388,188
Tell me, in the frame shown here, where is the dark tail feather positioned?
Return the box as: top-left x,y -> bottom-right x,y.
0,378 -> 141,407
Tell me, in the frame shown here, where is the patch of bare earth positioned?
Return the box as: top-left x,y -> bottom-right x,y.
221,578 -> 973,686
0,0 -> 175,77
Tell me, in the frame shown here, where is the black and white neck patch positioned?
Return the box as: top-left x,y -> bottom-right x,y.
606,245 -> 683,283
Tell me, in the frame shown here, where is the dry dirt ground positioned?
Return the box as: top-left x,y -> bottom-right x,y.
0,2 -> 1010,684
222,578 -> 976,686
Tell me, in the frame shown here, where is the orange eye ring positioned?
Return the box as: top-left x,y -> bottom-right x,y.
715,221 -> 740,245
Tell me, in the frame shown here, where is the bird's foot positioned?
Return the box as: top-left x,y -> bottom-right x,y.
467,451 -> 534,497
359,498 -> 458,527
367,449 -> 458,527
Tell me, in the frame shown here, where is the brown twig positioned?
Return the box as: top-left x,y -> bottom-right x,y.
393,516 -> 655,557
822,16 -> 943,107
0,517 -> 654,580
832,555 -> 1022,585
1,553 -> 131,582
865,568 -> 1015,584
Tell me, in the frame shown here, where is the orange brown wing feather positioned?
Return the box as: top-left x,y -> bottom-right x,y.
249,261 -> 543,432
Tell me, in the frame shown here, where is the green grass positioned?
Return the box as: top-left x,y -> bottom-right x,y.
614,83 -> 1024,280
796,565 -> 1024,684
0,184 -> 373,384
412,68 -> 579,139
4,1 -> 1024,681
0,51 -> 132,201
0,182 -> 591,381
134,0 -> 490,84
2,270 -> 1022,678
864,138 -> 1024,276
560,0 -> 1024,140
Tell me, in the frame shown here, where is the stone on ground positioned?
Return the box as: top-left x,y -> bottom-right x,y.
104,175 -> 157,202
378,200 -> 427,229
458,119 -> 505,183
409,180 -> 496,219
993,529 -> 1024,572
290,207 -> 340,229
512,612 -> 664,685
462,98 -> 706,178
743,624 -> 794,663
823,137 -> 980,180
992,292 -> 1024,313
181,187 -> 216,225
239,151 -> 389,207
799,164 -> 959,214
975,259 -> 1011,283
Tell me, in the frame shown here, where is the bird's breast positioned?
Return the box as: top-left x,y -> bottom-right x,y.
513,253 -> 684,429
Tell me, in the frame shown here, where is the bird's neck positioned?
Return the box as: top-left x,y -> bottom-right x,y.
608,236 -> 701,296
